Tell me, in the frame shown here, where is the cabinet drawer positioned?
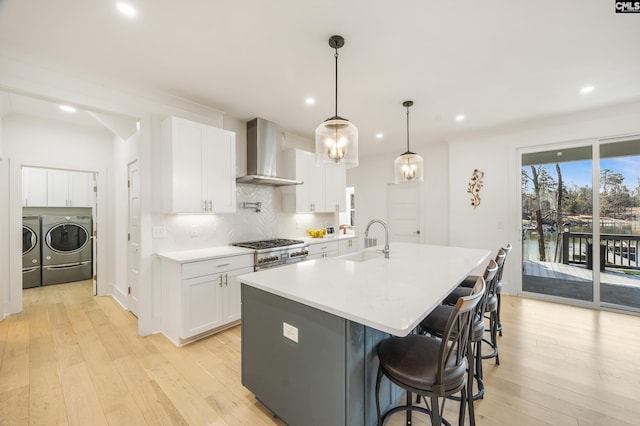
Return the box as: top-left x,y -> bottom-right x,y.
182,254 -> 253,279
307,241 -> 339,257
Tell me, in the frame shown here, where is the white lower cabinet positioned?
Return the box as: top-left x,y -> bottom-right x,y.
161,253 -> 253,346
338,237 -> 360,255
307,240 -> 339,260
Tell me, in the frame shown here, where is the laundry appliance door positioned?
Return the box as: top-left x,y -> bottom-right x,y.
42,216 -> 92,265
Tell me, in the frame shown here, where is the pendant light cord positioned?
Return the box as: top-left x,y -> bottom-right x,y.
406,104 -> 410,152
334,50 -> 339,118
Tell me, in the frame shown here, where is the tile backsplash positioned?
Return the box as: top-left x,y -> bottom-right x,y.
154,184 -> 335,253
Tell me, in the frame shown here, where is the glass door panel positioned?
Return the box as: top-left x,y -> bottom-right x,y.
598,139 -> 640,311
522,146 -> 594,302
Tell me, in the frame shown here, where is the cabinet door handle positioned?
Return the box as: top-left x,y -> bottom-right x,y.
219,275 -> 223,287
225,273 -> 229,286
217,263 -> 231,268
203,201 -> 207,212
208,200 -> 213,212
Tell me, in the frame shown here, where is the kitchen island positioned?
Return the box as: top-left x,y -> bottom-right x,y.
239,242 -> 490,426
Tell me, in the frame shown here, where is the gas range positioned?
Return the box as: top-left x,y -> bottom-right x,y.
231,238 -> 309,270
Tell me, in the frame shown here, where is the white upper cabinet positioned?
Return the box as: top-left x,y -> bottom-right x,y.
48,170 -> 94,207
22,167 -> 93,207
162,116 -> 236,214
22,167 -> 48,207
282,149 -> 346,213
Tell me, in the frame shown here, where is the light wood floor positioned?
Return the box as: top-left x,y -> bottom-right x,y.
1,280 -> 639,425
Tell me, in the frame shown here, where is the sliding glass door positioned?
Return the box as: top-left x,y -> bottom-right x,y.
521,146 -> 594,303
521,139 -> 640,312
598,140 -> 640,310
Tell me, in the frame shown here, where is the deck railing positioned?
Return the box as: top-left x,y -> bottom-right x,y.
562,231 -> 640,270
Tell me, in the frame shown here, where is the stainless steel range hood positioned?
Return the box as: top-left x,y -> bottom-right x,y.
236,117 -> 303,186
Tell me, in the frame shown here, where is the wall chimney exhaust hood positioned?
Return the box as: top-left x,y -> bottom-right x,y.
236,117 -> 303,186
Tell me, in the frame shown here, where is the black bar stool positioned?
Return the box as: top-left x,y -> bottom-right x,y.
419,262 -> 498,425
375,278 -> 485,426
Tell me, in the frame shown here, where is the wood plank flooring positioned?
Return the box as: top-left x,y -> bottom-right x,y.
1,280 -> 639,425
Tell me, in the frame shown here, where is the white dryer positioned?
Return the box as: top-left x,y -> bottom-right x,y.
22,215 -> 41,289
41,215 -> 92,286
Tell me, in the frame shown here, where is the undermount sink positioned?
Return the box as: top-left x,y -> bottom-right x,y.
338,250 -> 386,263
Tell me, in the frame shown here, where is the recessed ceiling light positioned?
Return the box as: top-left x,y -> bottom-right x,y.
59,105 -> 76,113
375,133 -> 384,139
580,85 -> 595,94
116,2 -> 137,18
455,114 -> 465,122
305,97 -> 316,105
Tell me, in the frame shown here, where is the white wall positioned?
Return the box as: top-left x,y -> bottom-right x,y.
447,100 -> 640,296
347,140 -> 450,246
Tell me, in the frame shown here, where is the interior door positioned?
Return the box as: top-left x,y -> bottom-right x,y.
387,182 -> 421,243
128,160 -> 140,317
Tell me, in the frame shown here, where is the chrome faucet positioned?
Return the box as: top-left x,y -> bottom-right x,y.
364,219 -> 390,258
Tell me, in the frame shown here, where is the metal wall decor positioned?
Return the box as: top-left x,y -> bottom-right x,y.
467,169 -> 484,209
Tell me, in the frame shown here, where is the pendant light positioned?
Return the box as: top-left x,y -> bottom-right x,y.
394,100 -> 423,183
315,35 -> 358,168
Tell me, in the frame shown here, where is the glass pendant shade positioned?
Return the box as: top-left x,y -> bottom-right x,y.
315,35 -> 358,168
315,117 -> 359,168
394,100 -> 423,183
394,151 -> 423,183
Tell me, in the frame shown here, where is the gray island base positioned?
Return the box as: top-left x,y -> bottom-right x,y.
241,284 -> 400,426
239,243 -> 491,426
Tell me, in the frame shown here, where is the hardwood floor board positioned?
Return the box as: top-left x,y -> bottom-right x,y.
112,355 -> 189,425
103,394 -> 150,426
51,323 -> 84,369
75,328 -> 132,413
0,318 -> 30,394
94,322 -> 134,361
197,355 -> 254,402
137,379 -> 191,426
148,360 -> 228,425
66,303 -> 98,335
0,384 -> 29,425
29,335 -> 68,426
517,382 -> 638,426
84,305 -> 111,328
58,362 -> 109,426
46,301 -> 72,328
147,331 -> 225,399
205,387 -> 284,426
486,354 -> 640,423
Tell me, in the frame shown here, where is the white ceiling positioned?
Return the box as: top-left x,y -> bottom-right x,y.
1,1 -> 639,158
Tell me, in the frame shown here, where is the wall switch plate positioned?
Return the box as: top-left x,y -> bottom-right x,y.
283,322 -> 298,343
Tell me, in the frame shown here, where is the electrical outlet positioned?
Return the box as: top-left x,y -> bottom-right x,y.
190,225 -> 199,237
283,322 -> 298,343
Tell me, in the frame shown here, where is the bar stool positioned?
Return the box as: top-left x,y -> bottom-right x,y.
375,279 -> 484,426
419,263 -> 498,425
495,243 -> 512,336
480,250 -> 507,365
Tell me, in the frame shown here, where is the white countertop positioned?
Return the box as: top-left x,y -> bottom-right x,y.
301,234 -> 357,245
238,242 -> 490,336
157,246 -> 254,263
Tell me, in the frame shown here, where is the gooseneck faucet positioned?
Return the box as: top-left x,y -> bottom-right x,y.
364,219 -> 390,258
